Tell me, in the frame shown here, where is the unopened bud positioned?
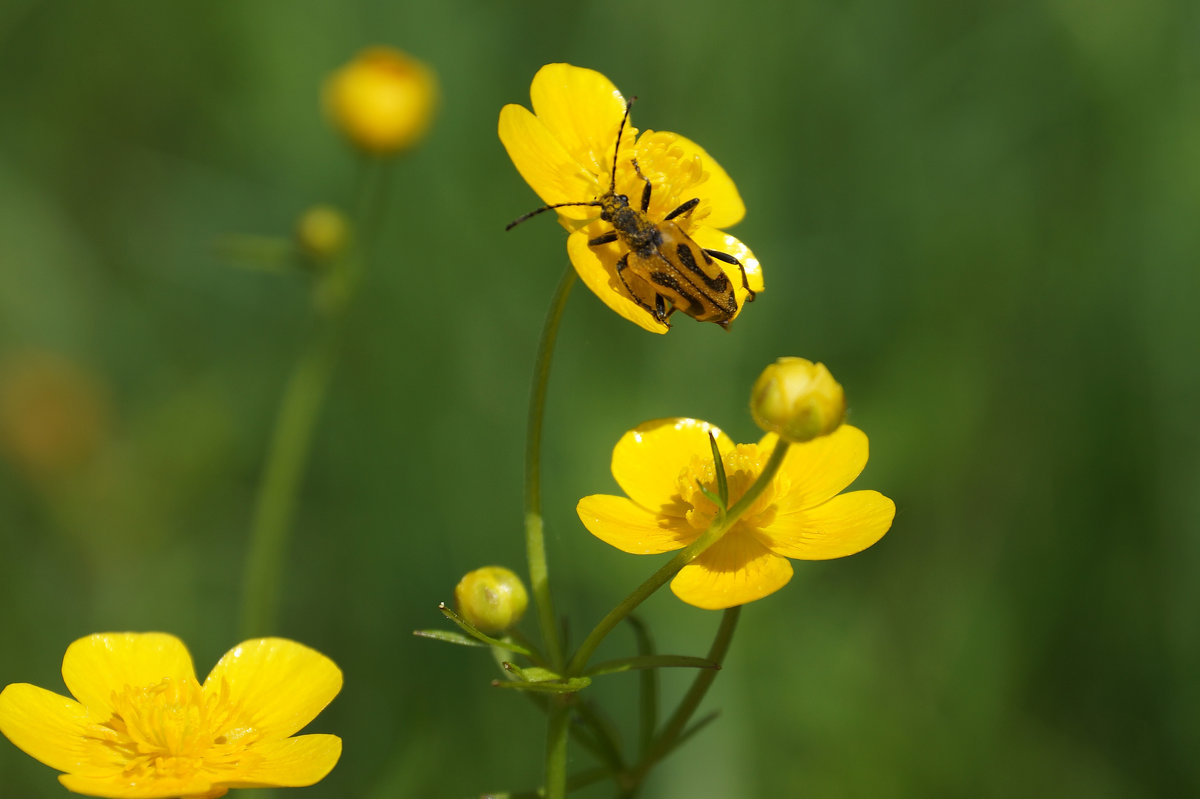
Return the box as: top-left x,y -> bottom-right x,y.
750,357 -> 845,442
295,205 -> 349,263
454,566 -> 528,634
323,47 -> 437,155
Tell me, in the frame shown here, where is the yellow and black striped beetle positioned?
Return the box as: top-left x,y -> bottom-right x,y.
506,99 -> 755,329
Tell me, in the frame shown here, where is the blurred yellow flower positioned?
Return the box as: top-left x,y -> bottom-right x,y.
500,63 -> 762,333
0,350 -> 109,480
324,46 -> 437,154
0,633 -> 342,798
577,419 -> 894,609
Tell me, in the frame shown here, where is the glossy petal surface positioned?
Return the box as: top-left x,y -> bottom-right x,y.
62,633 -> 196,718
577,494 -> 696,554
671,532 -> 794,610
226,734 -> 342,787
499,104 -> 598,219
203,638 -> 342,740
610,418 -> 732,511
769,426 -> 870,513
528,63 -> 627,178
758,490 -> 896,560
0,684 -> 93,774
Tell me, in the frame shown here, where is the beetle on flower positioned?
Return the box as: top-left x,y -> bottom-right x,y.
500,63 -> 763,333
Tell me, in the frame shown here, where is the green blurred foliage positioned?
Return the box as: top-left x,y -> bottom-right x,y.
1,0 -> 1198,797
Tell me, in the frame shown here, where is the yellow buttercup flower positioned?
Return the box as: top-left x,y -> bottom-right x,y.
577,419 -> 895,609
0,633 -> 342,798
499,63 -> 763,333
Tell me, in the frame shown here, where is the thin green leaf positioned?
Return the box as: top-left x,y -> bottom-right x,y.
627,615 -> 658,758
665,711 -> 720,756
584,654 -> 720,678
490,675 -> 592,694
503,663 -> 562,682
708,432 -> 729,509
437,602 -> 533,656
411,629 -> 486,648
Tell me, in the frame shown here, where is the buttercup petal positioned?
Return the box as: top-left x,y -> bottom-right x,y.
566,230 -> 670,334
768,425 -> 870,512
577,494 -> 697,554
227,734 -> 342,788
528,63 -> 628,179
58,773 -> 221,799
62,633 -> 196,718
670,531 -> 793,609
499,103 -> 598,220
203,638 -> 342,740
611,418 -> 734,511
0,683 -> 94,774
757,489 -> 895,560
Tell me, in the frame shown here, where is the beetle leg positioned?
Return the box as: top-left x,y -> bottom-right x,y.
704,248 -> 756,301
665,197 -> 700,221
655,294 -> 671,322
588,230 -> 619,247
616,253 -> 666,323
632,158 -> 653,212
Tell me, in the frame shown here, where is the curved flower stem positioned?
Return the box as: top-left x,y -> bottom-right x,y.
566,437 -> 789,676
239,320 -> 341,638
545,698 -> 571,799
239,158 -> 389,638
525,265 -> 577,670
630,606 -> 741,787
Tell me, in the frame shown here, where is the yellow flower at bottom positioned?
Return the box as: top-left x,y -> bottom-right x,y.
577,419 -> 895,609
0,633 -> 342,798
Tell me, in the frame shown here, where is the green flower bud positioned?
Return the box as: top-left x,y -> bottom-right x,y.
295,205 -> 350,263
750,357 -> 846,443
454,566 -> 528,634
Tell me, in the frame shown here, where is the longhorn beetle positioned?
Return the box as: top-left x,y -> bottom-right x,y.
506,99 -> 755,329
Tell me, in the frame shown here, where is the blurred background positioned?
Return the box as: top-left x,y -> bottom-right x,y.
1,0 -> 1197,796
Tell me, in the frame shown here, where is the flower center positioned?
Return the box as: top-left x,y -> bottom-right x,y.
626,131 -> 713,225
87,676 -> 261,786
676,443 -> 776,532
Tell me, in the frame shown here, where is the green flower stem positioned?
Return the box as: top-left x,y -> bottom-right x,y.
239,158 -> 388,639
525,265 -> 577,669
239,319 -> 341,638
632,606 -> 741,783
545,698 -> 571,799
566,437 -> 790,676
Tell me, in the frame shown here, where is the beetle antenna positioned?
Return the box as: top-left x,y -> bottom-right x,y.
609,96 -> 637,190
505,201 -> 601,231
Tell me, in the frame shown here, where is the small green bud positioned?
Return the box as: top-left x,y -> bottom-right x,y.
295,205 -> 350,262
454,566 -> 529,634
750,357 -> 846,442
